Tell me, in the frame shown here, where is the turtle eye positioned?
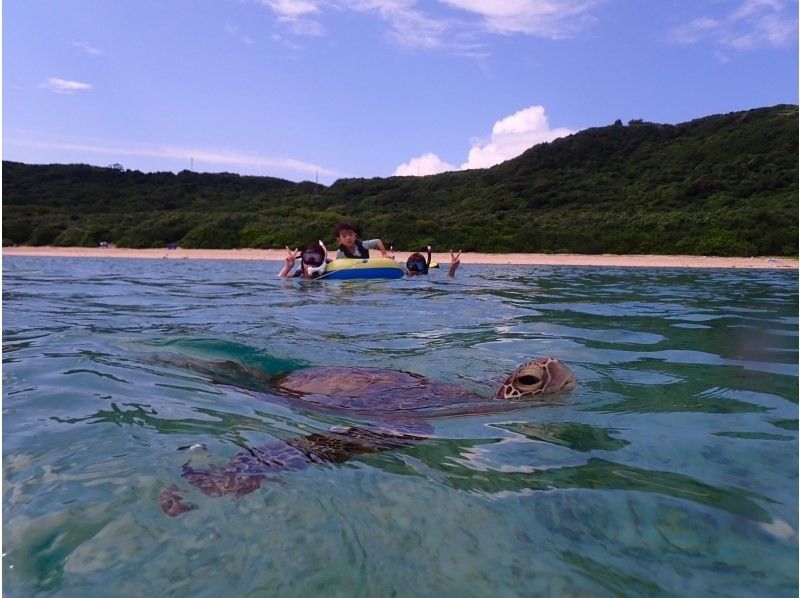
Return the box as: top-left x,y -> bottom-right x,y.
517,375 -> 541,386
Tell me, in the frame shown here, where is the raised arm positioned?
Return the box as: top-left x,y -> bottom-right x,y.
448,249 -> 462,278
278,246 -> 299,277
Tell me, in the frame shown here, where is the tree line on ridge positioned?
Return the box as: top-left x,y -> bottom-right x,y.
3,104 -> 797,257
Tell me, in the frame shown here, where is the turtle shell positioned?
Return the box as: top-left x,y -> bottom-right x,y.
275,366 -> 482,413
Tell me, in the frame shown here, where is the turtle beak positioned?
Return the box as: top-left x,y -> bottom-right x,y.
542,358 -> 577,393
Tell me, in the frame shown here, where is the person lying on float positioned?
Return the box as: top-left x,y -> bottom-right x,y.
333,222 -> 389,259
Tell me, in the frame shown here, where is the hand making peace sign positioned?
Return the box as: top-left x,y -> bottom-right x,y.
284,246 -> 299,268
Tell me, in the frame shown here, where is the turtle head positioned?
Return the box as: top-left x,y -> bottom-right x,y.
494,357 -> 576,400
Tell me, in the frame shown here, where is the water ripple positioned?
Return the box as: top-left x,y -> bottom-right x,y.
3,256 -> 797,596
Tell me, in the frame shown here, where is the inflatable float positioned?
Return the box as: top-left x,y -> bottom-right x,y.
319,257 -> 405,280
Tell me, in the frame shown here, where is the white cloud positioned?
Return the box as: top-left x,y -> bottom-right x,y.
394,105 -> 575,176
439,0 -> 599,38
260,0 -> 449,47
71,41 -> 103,55
259,0 -> 321,18
284,18 -> 325,36
461,105 -> 574,169
669,0 -> 797,50
393,152 -> 456,176
39,78 -> 92,94
256,0 -> 599,48
259,0 -> 324,36
225,24 -> 255,45
667,17 -> 720,44
271,32 -> 303,51
7,138 -> 341,179
344,0 -> 450,48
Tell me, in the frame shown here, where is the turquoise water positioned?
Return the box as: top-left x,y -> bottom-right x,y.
3,256 -> 797,596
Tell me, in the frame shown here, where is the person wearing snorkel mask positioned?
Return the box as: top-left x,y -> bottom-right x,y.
277,243 -> 329,279
405,247 -> 461,277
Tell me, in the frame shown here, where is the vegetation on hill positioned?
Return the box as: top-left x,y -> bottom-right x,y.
3,105 -> 797,256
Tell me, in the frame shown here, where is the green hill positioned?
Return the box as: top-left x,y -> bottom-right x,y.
3,104 -> 797,256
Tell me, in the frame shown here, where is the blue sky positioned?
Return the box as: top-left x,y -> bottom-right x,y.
4,0 -> 798,184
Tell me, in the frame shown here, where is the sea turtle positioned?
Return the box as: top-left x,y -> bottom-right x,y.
160,356 -> 577,516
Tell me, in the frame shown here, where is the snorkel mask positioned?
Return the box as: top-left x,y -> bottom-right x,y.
406,245 -> 432,275
301,241 -> 328,277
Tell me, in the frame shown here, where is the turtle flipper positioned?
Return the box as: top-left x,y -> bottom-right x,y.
160,428 -> 425,516
159,464 -> 267,517
159,440 -> 312,516
159,484 -> 198,517
179,460 -> 265,498
286,427 -> 424,462
183,427 -> 424,487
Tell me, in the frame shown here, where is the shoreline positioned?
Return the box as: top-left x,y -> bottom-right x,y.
3,246 -> 797,269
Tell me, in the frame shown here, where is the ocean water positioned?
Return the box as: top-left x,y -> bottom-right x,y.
2,256 -> 797,596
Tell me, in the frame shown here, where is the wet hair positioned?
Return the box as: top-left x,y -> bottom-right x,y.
406,252 -> 429,275
334,222 -> 360,237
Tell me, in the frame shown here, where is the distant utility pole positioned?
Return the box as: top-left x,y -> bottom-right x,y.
190,157 -> 194,171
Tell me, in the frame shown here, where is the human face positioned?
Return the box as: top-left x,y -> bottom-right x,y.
336,229 -> 357,250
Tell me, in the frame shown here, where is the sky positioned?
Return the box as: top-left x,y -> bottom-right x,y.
3,0 -> 798,184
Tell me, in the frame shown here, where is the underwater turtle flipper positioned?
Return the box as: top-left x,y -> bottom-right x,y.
160,428 -> 425,516
159,439 -> 317,516
182,427 -> 424,488
159,484 -> 198,517
285,427 -> 425,461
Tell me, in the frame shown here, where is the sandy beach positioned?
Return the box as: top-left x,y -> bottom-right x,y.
3,246 -> 797,269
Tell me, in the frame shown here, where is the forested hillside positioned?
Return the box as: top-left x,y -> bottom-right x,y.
3,104 -> 797,256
